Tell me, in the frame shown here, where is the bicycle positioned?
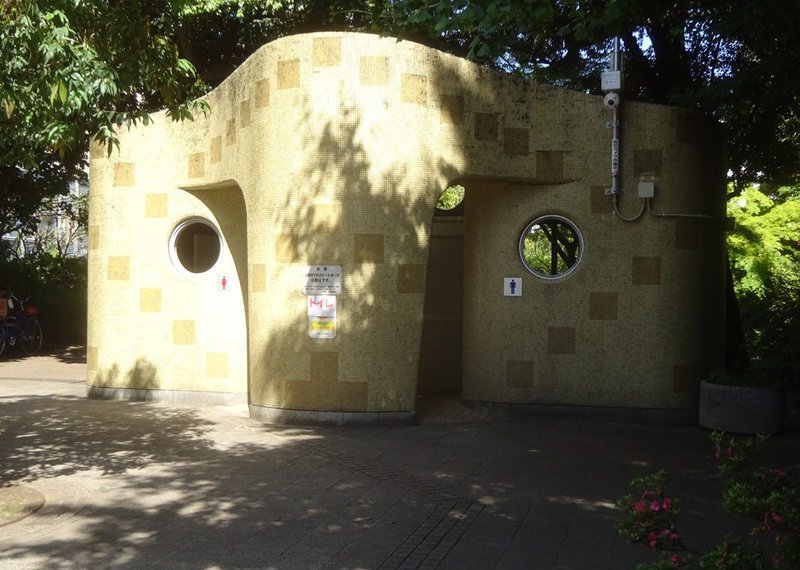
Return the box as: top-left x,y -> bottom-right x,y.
0,292 -> 43,356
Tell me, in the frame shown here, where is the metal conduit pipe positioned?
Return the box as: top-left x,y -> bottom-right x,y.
606,37 -> 646,223
645,198 -> 722,222
613,193 -> 646,222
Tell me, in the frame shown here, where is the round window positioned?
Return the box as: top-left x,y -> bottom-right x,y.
170,218 -> 221,275
519,215 -> 584,279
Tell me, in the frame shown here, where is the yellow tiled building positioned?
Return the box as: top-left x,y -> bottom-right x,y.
87,33 -> 726,425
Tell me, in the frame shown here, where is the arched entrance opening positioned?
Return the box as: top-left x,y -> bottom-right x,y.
182,180 -> 249,400
416,184 -> 466,406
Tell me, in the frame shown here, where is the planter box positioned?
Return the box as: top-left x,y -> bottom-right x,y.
698,380 -> 784,434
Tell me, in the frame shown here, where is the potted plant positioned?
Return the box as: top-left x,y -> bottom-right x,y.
699,362 -> 787,434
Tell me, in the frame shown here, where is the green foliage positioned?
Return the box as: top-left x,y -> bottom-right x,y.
1,0 -> 208,163
521,219 -> 580,276
435,184 -> 464,210
0,0 -> 208,242
0,254 -> 87,345
618,433 -> 800,569
727,184 -> 800,383
616,470 -> 684,553
727,185 -> 800,299
367,0 -> 800,187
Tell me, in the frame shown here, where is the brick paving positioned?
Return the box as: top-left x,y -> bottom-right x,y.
1,352 -> 798,569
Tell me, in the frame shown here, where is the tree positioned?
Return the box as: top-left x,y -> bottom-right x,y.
365,0 -> 800,189
727,183 -> 800,378
0,0 -> 208,255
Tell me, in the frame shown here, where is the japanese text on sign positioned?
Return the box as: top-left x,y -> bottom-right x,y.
302,265 -> 342,295
308,295 -> 336,339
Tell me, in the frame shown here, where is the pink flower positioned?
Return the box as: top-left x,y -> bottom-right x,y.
647,531 -> 658,549
634,501 -> 646,513
649,501 -> 661,512
668,530 -> 679,542
771,512 -> 784,524
670,553 -> 686,567
660,528 -> 677,539
662,498 -> 672,511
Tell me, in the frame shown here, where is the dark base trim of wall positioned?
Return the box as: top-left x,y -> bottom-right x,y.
464,399 -> 698,426
249,404 -> 414,427
87,385 -> 248,406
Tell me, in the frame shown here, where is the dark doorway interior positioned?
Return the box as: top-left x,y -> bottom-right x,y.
416,199 -> 464,399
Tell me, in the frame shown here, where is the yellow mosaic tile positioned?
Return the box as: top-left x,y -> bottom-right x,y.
503,128 -> 529,156
506,360 -> 534,388
113,162 -> 135,187
87,346 -> 98,371
401,73 -> 427,105
311,204 -> 341,232
547,327 -> 576,355
210,136 -> 222,163
107,256 -> 130,281
359,56 -> 389,86
632,256 -> 662,285
312,36 -> 341,67
255,79 -> 270,108
475,113 -> 498,141
173,320 -> 196,345
285,351 -> 368,411
310,351 -> 338,382
397,264 -> 424,294
276,234 -> 299,262
226,118 -> 236,146
206,352 -> 230,378
88,225 -> 100,250
139,288 -> 162,313
440,95 -> 465,125
589,292 -> 618,320
188,153 -> 205,178
144,194 -> 167,218
535,151 -> 564,180
277,58 -> 300,90
251,263 -> 267,293
354,234 -> 384,263
240,99 -> 251,128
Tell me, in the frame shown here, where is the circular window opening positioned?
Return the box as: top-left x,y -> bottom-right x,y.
519,215 -> 584,279
435,184 -> 465,211
170,218 -> 221,275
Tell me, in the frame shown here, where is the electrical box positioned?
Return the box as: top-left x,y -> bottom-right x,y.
601,70 -> 622,91
637,181 -> 655,198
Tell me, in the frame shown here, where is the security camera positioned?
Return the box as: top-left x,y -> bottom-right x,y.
603,92 -> 620,109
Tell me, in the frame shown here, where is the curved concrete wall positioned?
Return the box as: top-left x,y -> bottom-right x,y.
87,32 -> 726,422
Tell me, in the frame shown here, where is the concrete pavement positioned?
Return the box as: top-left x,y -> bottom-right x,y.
1,350 -> 797,569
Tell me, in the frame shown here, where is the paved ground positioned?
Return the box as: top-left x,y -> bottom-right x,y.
0,350 -> 797,569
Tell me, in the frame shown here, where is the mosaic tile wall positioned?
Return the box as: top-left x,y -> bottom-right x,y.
88,32 -> 725,416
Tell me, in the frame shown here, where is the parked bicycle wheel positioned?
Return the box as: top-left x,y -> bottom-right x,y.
0,323 -> 6,356
19,318 -> 42,355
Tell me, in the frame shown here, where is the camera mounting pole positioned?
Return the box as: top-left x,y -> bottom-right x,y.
602,37 -> 623,196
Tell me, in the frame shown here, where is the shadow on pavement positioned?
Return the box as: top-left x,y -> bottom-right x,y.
0,390 -> 797,568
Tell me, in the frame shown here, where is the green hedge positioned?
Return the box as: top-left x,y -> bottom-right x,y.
1,255 -> 87,346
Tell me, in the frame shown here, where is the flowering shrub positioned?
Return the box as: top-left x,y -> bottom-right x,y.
617,432 -> 799,569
